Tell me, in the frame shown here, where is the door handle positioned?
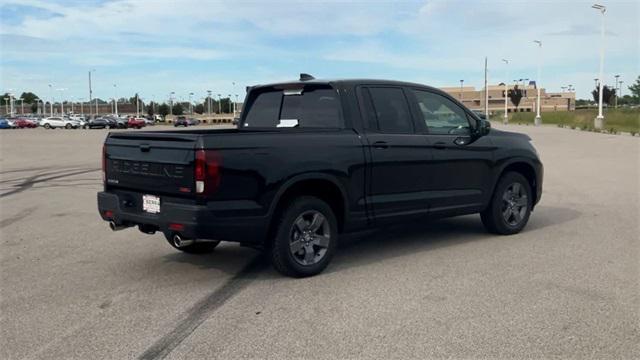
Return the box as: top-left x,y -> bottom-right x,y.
373,141 -> 388,149
433,142 -> 447,150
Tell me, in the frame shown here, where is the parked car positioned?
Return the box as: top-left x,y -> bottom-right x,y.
143,117 -> 156,126
127,117 -> 146,129
0,118 -> 12,129
86,117 -> 114,129
5,118 -> 16,128
98,76 -> 543,277
13,117 -> 38,128
174,117 -> 199,127
41,116 -> 80,129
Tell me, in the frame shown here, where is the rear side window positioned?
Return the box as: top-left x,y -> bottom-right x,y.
243,87 -> 342,128
365,87 -> 414,133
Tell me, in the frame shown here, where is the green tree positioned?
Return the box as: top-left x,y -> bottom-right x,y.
20,92 -> 39,104
146,101 -> 156,116
172,103 -> 184,115
158,103 -> 170,118
628,76 -> 640,101
508,86 -> 524,111
30,103 -> 38,113
194,103 -> 204,114
592,85 -> 616,105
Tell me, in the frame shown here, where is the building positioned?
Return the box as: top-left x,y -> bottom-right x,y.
440,82 -> 575,114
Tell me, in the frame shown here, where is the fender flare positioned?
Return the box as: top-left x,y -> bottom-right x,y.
267,172 -> 350,222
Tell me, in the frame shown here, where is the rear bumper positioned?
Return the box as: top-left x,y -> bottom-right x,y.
97,191 -> 268,244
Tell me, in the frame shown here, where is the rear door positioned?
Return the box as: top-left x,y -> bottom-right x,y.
359,86 -> 433,223
105,133 -> 199,196
407,88 -> 494,214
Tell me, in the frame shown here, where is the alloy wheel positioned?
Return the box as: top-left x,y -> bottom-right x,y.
289,210 -> 331,266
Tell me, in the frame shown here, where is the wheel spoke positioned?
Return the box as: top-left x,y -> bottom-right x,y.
294,217 -> 307,232
312,234 -> 330,248
513,209 -> 523,223
502,207 -> 512,220
303,245 -> 315,263
512,183 -> 521,196
308,213 -> 325,232
290,240 -> 303,254
502,190 -> 512,202
515,195 -> 528,207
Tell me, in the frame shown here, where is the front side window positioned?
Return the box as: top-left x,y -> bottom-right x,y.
412,90 -> 471,135
243,87 -> 342,128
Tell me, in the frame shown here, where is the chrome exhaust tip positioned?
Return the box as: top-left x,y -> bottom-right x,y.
109,221 -> 129,231
172,233 -> 195,248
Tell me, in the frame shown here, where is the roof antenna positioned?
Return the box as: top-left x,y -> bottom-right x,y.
299,73 -> 315,81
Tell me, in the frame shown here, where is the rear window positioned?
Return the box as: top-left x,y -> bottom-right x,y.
242,87 -> 342,128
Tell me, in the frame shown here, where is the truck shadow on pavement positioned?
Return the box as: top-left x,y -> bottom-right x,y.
160,205 -> 579,278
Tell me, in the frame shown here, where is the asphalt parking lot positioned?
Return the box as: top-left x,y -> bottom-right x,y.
1,124 -> 638,359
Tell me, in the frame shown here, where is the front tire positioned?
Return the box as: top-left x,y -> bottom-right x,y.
270,196 -> 338,277
481,172 -> 532,235
44,123 -> 51,129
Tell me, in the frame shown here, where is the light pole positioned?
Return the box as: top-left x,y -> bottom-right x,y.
217,94 -> 222,114
502,59 -> 509,124
206,90 -> 212,116
48,84 -> 53,116
189,92 -> 194,114
234,94 -> 239,116
592,3 -> 606,129
533,40 -> 542,125
113,84 -> 118,116
18,98 -> 24,114
618,81 -> 624,99
169,92 -> 175,117
135,93 -> 139,117
79,98 -> 84,115
228,94 -> 232,115
57,88 -> 66,115
614,74 -> 620,108
459,80 -> 464,102
3,97 -> 8,115
88,69 -> 95,117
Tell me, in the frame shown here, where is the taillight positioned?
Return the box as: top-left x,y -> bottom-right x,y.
102,144 -> 106,182
194,149 -> 221,195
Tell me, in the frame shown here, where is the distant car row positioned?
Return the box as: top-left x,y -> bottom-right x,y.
0,114 -> 183,130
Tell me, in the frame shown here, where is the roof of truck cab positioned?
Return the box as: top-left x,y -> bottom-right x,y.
250,78 -> 442,91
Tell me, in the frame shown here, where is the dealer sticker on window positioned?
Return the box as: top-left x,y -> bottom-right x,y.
142,194 -> 160,214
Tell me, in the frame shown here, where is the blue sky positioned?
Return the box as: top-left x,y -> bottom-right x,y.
0,0 -> 638,103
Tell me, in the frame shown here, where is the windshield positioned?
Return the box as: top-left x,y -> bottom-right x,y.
242,86 -> 343,129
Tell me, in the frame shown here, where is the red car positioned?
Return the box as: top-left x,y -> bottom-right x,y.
127,117 -> 146,129
14,118 -> 38,128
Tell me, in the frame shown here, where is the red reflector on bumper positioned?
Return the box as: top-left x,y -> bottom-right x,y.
104,210 -> 113,218
169,223 -> 185,231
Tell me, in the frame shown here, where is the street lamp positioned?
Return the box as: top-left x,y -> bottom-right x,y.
79,98 -> 84,115
614,74 -> 620,108
113,84 -> 118,116
234,94 -> 239,116
533,40 -> 542,126
217,94 -> 222,114
88,69 -> 95,117
592,3 -> 606,129
502,59 -> 509,124
169,92 -> 175,117
206,90 -> 212,116
57,88 -> 66,115
189,92 -> 194,114
48,84 -> 53,116
459,80 -> 464,102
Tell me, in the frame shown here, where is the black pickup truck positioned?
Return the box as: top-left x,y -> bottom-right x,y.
98,75 -> 543,277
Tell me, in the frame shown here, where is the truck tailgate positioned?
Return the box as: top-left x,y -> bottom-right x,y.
105,132 -> 199,196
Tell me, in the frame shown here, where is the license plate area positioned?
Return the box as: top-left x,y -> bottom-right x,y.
142,194 -> 161,214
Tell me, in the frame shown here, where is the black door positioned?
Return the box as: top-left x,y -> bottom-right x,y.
359,86 -> 433,223
407,88 -> 495,215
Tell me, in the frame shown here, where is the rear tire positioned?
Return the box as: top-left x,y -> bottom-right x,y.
44,123 -> 51,129
270,196 -> 338,277
481,172 -> 532,235
164,233 -> 221,254
65,123 -> 72,129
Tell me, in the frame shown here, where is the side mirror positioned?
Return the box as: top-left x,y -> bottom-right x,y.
475,119 -> 491,137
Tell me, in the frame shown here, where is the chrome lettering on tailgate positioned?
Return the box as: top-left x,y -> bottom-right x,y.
111,160 -> 186,179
